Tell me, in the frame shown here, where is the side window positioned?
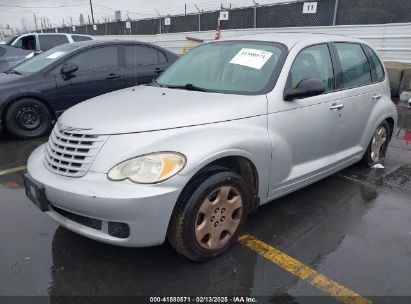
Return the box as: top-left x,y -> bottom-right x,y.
68,47 -> 119,73
13,36 -> 36,51
363,45 -> 385,82
289,44 -> 334,92
72,35 -> 93,42
39,35 -> 69,51
335,43 -> 371,89
157,50 -> 167,64
124,45 -> 159,66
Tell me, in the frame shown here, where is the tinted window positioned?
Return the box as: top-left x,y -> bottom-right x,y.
72,35 -> 93,42
158,50 -> 167,63
363,45 -> 385,82
13,36 -> 36,50
335,43 -> 371,89
289,44 -> 334,92
124,45 -> 159,66
157,41 -> 285,94
39,35 -> 69,51
68,47 -> 119,72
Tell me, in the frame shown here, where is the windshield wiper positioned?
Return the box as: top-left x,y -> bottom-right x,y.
7,69 -> 22,75
165,83 -> 208,92
152,78 -> 163,87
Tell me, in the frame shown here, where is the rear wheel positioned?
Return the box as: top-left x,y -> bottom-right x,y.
362,121 -> 391,167
168,171 -> 249,261
5,98 -> 52,139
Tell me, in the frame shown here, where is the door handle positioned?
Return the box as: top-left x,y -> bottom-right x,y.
372,94 -> 382,101
154,68 -> 165,74
330,103 -> 344,110
107,73 -> 121,80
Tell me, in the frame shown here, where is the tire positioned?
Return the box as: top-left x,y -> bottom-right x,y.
361,120 -> 391,167
5,98 -> 52,139
167,171 -> 249,262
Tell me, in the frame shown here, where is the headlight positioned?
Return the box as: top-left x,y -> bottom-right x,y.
107,152 -> 186,184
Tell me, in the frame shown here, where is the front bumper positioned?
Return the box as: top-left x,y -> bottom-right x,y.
27,144 -> 183,247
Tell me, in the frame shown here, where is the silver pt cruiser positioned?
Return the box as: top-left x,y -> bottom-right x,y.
24,33 -> 397,261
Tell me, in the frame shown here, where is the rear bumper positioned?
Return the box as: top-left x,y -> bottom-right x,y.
27,144 -> 184,247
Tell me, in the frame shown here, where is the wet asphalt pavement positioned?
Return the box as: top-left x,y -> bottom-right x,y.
0,105 -> 410,303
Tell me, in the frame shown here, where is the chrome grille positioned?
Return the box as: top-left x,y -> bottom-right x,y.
44,126 -> 107,177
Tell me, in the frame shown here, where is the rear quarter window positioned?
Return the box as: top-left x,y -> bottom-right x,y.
363,45 -> 385,82
39,35 -> 69,51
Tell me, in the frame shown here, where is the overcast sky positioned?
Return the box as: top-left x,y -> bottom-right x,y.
0,0 -> 287,31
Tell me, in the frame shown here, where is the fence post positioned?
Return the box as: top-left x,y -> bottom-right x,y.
252,0 -> 257,28
195,4 -> 201,32
332,0 -> 339,25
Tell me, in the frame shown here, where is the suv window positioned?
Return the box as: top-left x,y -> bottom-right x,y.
68,46 -> 119,72
39,35 -> 69,51
363,45 -> 385,82
335,43 -> 371,89
289,44 -> 334,92
14,35 -> 36,51
72,35 -> 93,42
124,45 -> 159,66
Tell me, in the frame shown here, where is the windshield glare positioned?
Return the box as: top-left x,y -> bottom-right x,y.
14,44 -> 74,74
157,41 -> 285,94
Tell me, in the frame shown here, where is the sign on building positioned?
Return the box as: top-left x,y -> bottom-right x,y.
164,17 -> 171,26
303,2 -> 317,14
72,26 -> 76,32
220,11 -> 229,21
93,24 -> 97,30
125,21 -> 131,29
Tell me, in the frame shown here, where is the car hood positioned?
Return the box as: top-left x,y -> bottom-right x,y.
58,85 -> 268,135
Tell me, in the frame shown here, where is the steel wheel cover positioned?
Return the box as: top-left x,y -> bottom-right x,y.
195,186 -> 243,250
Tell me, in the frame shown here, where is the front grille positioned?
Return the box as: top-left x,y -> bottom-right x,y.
44,126 -> 107,177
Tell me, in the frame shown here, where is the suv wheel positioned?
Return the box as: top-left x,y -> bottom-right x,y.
168,171 -> 249,261
5,98 -> 52,139
362,121 -> 391,167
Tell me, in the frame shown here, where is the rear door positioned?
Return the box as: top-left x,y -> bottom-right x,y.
122,44 -> 169,87
55,45 -> 123,108
330,42 -> 377,161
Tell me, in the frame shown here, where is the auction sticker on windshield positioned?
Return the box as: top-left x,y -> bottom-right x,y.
229,48 -> 273,70
46,51 -> 66,59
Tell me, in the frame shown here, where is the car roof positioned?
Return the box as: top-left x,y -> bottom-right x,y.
18,32 -> 92,37
225,32 -> 366,48
65,39 -> 170,51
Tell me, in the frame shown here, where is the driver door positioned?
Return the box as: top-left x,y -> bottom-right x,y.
55,46 -> 124,110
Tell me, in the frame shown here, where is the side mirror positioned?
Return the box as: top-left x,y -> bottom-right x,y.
61,63 -> 78,75
284,78 -> 326,101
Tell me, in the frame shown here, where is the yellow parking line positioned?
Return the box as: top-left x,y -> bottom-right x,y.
0,165 -> 27,176
238,234 -> 372,304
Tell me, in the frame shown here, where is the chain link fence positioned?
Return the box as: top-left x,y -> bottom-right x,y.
40,0 -> 411,36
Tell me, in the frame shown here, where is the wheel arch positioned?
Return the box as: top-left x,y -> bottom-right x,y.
177,154 -> 260,216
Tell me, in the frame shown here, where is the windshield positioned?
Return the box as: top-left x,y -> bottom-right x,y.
0,36 -> 18,45
156,41 -> 286,95
13,43 -> 76,74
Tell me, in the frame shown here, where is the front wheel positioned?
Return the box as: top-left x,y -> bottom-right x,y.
5,98 -> 52,139
168,171 -> 249,261
362,121 -> 391,167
